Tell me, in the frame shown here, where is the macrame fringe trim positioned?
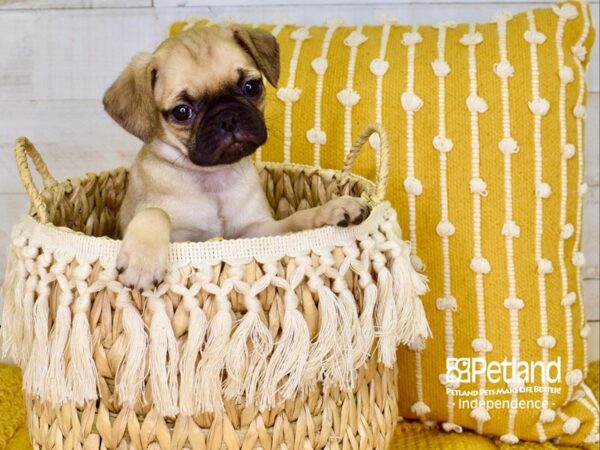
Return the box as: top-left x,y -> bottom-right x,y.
7,210 -> 431,417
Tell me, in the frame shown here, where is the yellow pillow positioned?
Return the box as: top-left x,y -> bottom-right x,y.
169,2 -> 598,445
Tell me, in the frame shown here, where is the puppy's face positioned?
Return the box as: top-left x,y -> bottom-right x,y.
103,26 -> 279,166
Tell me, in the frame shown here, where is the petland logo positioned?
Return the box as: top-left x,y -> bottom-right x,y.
446,357 -> 562,385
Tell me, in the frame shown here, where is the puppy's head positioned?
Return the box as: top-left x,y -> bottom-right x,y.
103,25 -> 279,166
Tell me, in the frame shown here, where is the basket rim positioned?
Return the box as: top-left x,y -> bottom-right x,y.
14,162 -> 396,266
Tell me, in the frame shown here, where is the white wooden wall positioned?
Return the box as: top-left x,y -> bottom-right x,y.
0,0 -> 598,359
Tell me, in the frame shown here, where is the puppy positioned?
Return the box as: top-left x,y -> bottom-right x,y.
103,25 -> 369,290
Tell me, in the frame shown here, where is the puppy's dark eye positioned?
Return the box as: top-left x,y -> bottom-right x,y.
242,79 -> 263,97
171,104 -> 194,122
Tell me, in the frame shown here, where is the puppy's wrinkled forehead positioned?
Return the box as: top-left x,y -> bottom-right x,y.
153,27 -> 259,108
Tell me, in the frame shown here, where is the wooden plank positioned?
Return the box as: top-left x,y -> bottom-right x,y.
585,94 -> 599,187
582,185 -> 599,281
589,4 -> 599,95
0,100 -> 140,194
0,0 -> 151,9
587,322 -> 599,362
583,280 -> 599,322
2,0 -> 596,8
0,3 -> 597,101
0,12 -> 34,100
154,0 -> 599,6
30,10 -> 165,101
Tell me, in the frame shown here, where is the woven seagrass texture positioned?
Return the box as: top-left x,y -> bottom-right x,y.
25,361 -> 398,450
3,126 -> 430,449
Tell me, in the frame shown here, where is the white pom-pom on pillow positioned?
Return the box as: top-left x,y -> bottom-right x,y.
336,88 -> 360,106
460,32 -> 483,46
370,58 -> 389,76
402,31 -> 423,46
524,30 -> 547,44
537,335 -> 556,349
306,128 -> 326,145
562,417 -> 581,435
494,61 -> 515,78
466,95 -> 488,113
277,87 -> 301,102
401,92 -> 424,112
311,57 -> 328,75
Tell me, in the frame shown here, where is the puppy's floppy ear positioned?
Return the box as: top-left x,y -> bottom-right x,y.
232,26 -> 280,87
103,53 -> 159,143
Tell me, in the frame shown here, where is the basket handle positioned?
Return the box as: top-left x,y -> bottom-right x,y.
14,137 -> 57,223
342,123 -> 390,204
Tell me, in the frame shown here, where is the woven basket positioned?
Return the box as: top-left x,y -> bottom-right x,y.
2,124 -> 430,450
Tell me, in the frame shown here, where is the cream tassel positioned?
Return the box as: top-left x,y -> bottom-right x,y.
172,281 -> 206,416
21,273 -> 40,365
1,241 -> 22,361
145,284 -> 179,417
195,279 -> 233,414
67,273 -> 102,406
389,239 -> 431,344
260,266 -> 309,411
373,251 -> 397,367
109,279 -> 147,408
2,236 -> 29,363
302,270 -> 339,393
329,258 -> 361,391
23,254 -> 54,397
226,271 -> 274,406
20,244 -> 40,366
27,256 -> 68,397
351,251 -> 378,366
44,274 -> 75,407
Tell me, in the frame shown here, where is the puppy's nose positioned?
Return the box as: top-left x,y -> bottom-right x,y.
218,111 -> 239,132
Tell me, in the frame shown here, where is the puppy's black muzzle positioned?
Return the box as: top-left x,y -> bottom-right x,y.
190,101 -> 267,167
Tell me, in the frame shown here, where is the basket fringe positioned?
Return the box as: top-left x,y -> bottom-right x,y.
331,252 -> 364,371
373,253 -> 397,368
260,267 -> 309,411
337,287 -> 363,365
172,282 -> 206,416
67,277 -> 101,405
226,272 -> 273,405
0,242 -> 18,361
146,285 -> 179,417
384,228 -> 431,345
2,250 -> 27,363
359,283 -> 378,360
195,280 -> 233,414
23,271 -> 54,397
44,274 -> 74,407
351,251 -> 378,366
22,274 -> 39,366
302,273 -> 339,393
321,255 -> 358,392
225,307 -> 272,404
110,282 -> 148,408
5,211 -> 428,414
391,247 -> 430,343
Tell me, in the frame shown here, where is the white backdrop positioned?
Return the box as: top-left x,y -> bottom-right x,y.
0,0 -> 598,359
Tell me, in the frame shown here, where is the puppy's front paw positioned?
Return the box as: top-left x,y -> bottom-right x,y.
314,196 -> 370,228
117,236 -> 169,291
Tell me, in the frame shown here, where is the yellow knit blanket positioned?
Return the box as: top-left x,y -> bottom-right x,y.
1,362 -> 598,449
